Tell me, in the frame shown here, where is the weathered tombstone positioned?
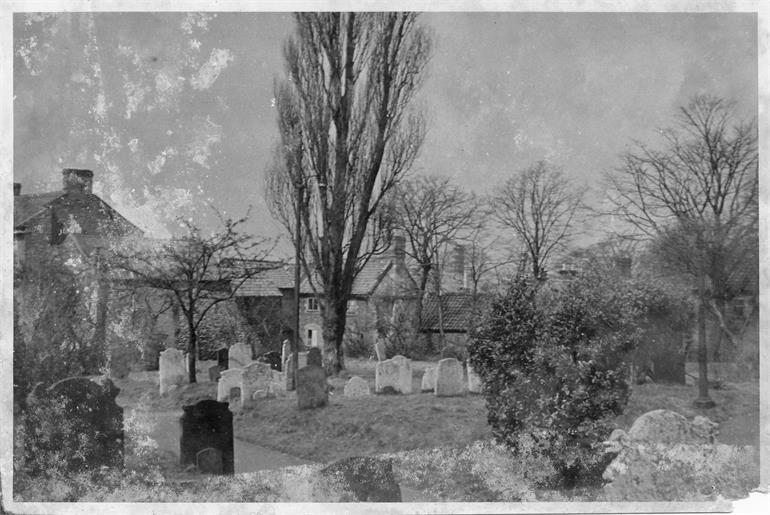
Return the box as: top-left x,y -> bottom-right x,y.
241,361 -> 273,407
320,456 -> 401,502
467,363 -> 482,394
26,377 -> 124,472
208,364 -> 221,382
179,400 -> 234,475
344,376 -> 371,397
284,358 -> 296,391
374,339 -> 387,361
216,368 -> 243,402
375,355 -> 412,394
197,447 -> 223,474
307,347 -> 322,367
421,366 -> 437,392
435,358 -> 465,397
271,370 -> 287,396
228,343 -> 252,370
281,340 -> 291,368
159,348 -> 186,395
216,347 -> 229,371
297,365 -> 328,409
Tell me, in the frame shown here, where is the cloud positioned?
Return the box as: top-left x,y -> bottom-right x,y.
190,48 -> 234,91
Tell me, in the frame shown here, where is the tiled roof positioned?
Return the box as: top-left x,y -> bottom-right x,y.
67,233 -> 110,257
237,264 -> 295,297
421,293 -> 483,333
14,192 -> 64,227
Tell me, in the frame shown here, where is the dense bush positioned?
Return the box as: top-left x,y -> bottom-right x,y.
469,275 -> 639,487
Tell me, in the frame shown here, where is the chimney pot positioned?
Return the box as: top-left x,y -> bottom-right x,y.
13,183 -> 21,196
62,168 -> 93,194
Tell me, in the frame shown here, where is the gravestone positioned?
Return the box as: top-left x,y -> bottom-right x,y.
375,355 -> 412,394
435,358 -> 465,397
179,400 -> 234,475
159,348 -> 186,395
284,358 -> 296,391
241,361 -> 273,407
307,347 -> 322,367
297,364 -> 328,409
281,340 -> 291,367
143,333 -> 166,371
228,343 -> 252,370
421,366 -> 437,392
197,447 -> 223,474
467,363 -> 482,394
374,339 -> 387,361
217,368 -> 243,402
344,376 -> 371,397
271,370 -> 287,396
216,347 -> 229,371
208,364 -> 221,382
320,456 -> 401,502
284,352 -> 309,376
27,376 -> 124,472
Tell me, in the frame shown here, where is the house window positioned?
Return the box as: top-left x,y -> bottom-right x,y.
306,327 -> 319,348
306,297 -> 319,312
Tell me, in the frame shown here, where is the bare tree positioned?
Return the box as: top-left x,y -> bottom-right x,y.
268,13 -> 432,374
492,161 -> 585,281
465,223 -> 518,297
110,213 -> 269,383
606,95 -> 758,407
394,175 -> 478,294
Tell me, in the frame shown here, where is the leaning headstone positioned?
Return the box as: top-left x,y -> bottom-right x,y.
208,364 -> 221,383
180,400 -> 234,475
421,366 -> 437,392
228,343 -> 252,370
26,376 -> 124,472
297,365 -> 328,409
375,355 -> 412,394
435,358 -> 465,397
374,339 -> 387,361
284,358 -> 296,391
467,363 -> 482,394
307,347 -> 322,367
197,447 -> 223,474
320,456 -> 401,502
241,361 -> 274,407
159,348 -> 186,395
344,376 -> 371,397
217,368 -> 243,402
216,347 -> 229,371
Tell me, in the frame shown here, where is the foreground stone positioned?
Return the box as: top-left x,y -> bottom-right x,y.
180,399 -> 234,475
374,339 -> 387,361
320,456 -> 402,502
241,361 -> 274,408
435,358 -> 465,397
344,376 -> 371,397
217,368 -> 243,402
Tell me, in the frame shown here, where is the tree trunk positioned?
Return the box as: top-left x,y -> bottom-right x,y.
694,274 -> 714,408
321,298 -> 347,375
187,317 -> 197,384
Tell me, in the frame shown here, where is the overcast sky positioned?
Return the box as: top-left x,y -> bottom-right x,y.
13,11 -> 758,250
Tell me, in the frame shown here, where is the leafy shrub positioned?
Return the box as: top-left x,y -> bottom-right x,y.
469,275 -> 638,487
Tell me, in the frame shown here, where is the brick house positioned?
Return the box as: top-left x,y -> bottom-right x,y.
234,236 -> 420,354
13,168 -> 178,371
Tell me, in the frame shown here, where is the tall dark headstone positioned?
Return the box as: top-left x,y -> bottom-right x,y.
197,447 -> 224,474
307,347 -> 322,367
297,364 -> 328,410
179,400 -> 234,474
217,347 -> 229,371
27,376 -> 124,472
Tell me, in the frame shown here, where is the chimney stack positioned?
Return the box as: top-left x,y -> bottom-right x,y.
13,183 -> 21,196
62,168 -> 93,194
